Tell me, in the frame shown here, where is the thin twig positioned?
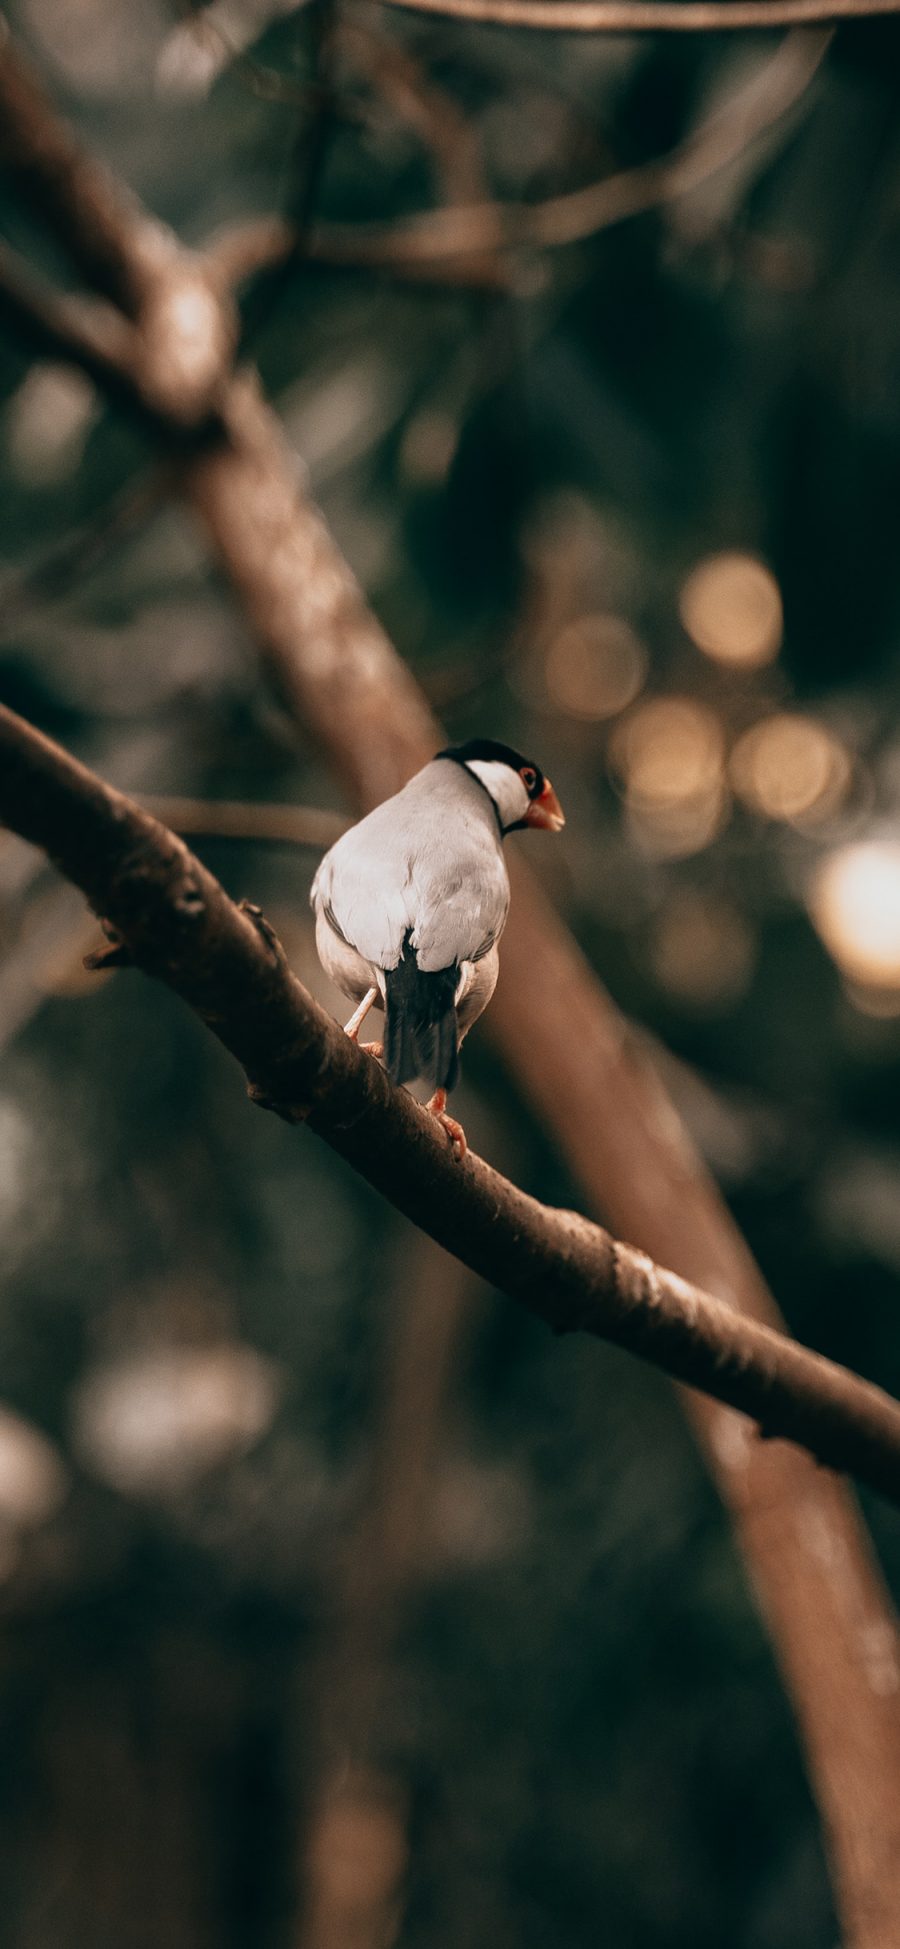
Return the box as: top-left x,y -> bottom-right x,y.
0,241 -> 137,394
338,16 -> 488,206
212,27 -> 830,279
211,214 -> 511,288
212,16 -> 508,295
140,795 -> 349,848
0,469 -> 176,631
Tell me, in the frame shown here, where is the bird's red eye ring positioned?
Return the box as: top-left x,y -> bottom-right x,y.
520,766 -> 537,794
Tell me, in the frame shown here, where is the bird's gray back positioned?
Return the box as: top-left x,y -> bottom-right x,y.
311,761 -> 509,973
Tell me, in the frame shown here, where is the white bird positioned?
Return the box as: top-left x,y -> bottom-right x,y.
310,738 -> 565,1154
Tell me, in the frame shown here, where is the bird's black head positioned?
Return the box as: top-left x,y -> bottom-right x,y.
436,739 -> 565,834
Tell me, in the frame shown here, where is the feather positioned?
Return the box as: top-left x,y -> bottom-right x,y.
384,933 -> 460,1090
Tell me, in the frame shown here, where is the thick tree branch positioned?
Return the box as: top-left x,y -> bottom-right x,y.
3,700 -> 900,1506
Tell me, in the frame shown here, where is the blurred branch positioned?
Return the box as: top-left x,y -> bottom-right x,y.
0,33 -> 236,426
1,26 -> 899,1942
211,214 -> 511,288
213,16 -> 507,292
378,0 -> 900,27
337,17 -> 487,206
140,796 -> 349,848
5,702 -> 900,1507
0,469 -> 175,631
297,1238 -> 476,1949
236,0 -> 339,354
0,241 -> 138,393
334,14 -> 502,283
212,27 -> 830,276
0,17 -> 164,312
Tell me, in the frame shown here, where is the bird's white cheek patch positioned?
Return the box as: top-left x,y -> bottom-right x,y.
464,760 -> 529,829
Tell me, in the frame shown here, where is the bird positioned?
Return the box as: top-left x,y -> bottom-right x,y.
310,738 -> 565,1156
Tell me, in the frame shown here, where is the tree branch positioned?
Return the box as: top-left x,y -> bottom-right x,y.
210,26 -> 829,278
296,1236 -> 477,1948
0,240 -> 138,396
1,27 -> 899,1937
139,795 -> 349,849
0,31 -> 236,426
0,16 -> 165,312
3,699 -> 900,1504
377,0 -> 900,29
211,213 -> 511,288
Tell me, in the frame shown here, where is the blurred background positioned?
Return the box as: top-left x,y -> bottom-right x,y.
1,1 -> 900,1943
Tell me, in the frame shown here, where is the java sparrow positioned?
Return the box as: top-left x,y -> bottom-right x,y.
310,738 -> 565,1155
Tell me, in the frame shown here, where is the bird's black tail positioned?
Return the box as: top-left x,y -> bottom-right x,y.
384,934 -> 460,1091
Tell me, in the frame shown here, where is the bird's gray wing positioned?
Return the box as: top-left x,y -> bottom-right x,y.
310,803 -> 414,970
410,852 -> 509,973
402,765 -> 510,972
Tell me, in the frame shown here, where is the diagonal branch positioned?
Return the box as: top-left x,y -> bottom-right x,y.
3,698 -> 900,1504
0,240 -> 138,396
0,15 -> 166,312
0,32 -> 236,425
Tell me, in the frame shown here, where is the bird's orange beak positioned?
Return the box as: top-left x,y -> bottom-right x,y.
524,777 -> 565,831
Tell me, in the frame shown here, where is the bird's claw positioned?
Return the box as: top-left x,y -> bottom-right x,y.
426,1089 -> 467,1161
360,1041 -> 384,1060
84,920 -> 133,971
436,1111 -> 467,1160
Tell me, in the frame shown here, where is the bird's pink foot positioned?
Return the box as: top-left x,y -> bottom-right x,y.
361,1041 -> 383,1060
426,1089 -> 467,1160
343,986 -> 378,1043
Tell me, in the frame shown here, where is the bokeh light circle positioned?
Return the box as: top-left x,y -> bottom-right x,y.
680,552 -> 782,669
810,841 -> 900,994
731,714 -> 851,826
545,614 -> 647,721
